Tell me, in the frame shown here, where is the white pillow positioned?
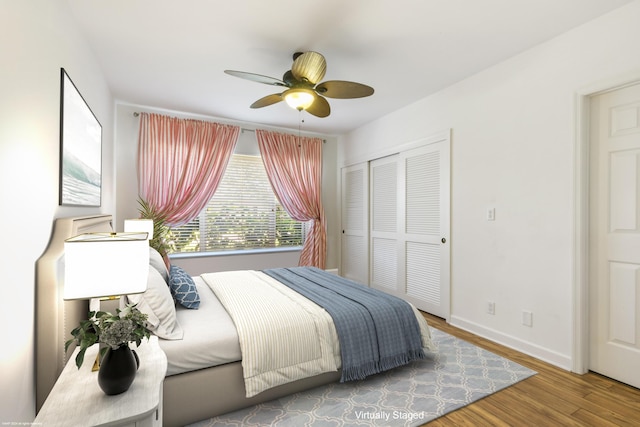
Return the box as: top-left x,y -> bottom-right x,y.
148,247 -> 169,283
128,266 -> 183,340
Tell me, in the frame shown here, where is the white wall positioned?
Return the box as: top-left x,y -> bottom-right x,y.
338,1 -> 640,369
113,103 -> 340,273
0,0 -> 114,422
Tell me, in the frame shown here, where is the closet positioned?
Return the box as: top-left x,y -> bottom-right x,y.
340,131 -> 450,319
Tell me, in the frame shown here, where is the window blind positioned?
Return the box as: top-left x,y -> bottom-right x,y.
169,154 -> 303,253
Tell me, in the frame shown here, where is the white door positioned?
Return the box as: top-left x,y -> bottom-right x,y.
399,143 -> 450,318
370,155 -> 399,293
589,82 -> 640,388
340,163 -> 369,284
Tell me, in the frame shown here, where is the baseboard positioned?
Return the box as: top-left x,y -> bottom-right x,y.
325,268 -> 339,275
449,315 -> 572,371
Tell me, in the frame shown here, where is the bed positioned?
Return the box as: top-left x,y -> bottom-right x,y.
35,215 -> 434,427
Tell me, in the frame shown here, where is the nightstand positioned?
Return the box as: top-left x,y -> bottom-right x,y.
35,335 -> 167,427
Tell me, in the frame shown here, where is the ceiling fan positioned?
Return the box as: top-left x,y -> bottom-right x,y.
224,51 -> 374,118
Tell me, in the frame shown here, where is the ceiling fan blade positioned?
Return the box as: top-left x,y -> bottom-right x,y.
250,93 -> 283,109
315,80 -> 374,99
291,51 -> 327,84
306,94 -> 330,118
224,70 -> 286,87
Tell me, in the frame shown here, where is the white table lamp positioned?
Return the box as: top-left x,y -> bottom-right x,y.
64,232 -> 149,300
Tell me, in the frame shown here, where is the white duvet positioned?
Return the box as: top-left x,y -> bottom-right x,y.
201,270 -> 342,397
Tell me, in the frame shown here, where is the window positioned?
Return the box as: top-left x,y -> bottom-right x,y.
168,140 -> 304,254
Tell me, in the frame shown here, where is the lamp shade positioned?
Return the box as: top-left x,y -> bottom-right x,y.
124,219 -> 154,241
63,232 -> 149,300
283,88 -> 315,111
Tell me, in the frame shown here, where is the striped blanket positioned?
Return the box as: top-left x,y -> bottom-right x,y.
201,270 -> 340,397
263,267 -> 427,382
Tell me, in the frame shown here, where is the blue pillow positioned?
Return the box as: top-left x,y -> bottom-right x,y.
168,265 -> 200,309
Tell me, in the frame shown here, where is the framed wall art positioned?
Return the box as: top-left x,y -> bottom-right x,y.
59,68 -> 102,206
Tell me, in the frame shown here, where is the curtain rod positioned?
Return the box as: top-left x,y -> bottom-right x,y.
132,112 -> 324,142
133,112 -> 250,130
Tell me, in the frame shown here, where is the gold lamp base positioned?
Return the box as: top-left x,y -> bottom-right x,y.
92,353 -> 101,372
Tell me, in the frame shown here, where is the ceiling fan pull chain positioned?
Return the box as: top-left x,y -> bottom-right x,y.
298,112 -> 303,147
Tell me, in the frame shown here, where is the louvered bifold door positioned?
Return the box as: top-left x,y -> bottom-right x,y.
340,163 -> 369,284
400,143 -> 450,318
370,155 -> 400,294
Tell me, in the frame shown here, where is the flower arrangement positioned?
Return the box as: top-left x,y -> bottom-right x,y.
65,304 -> 151,369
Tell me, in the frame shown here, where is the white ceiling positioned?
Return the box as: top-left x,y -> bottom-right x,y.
67,0 -> 632,135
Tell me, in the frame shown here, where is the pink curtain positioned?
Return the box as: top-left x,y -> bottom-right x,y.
256,129 -> 326,269
137,113 -> 239,226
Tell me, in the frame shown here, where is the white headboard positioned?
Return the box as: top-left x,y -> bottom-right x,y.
35,215 -> 114,412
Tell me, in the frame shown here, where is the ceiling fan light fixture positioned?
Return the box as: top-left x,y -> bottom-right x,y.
283,88 -> 315,111
226,51 -> 374,118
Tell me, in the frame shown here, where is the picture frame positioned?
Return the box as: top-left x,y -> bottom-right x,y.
59,68 -> 102,206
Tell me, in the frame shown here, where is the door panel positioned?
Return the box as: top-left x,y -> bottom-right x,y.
370,155 -> 399,292
400,143 -> 450,317
406,241 -> 440,305
589,82 -> 640,388
340,163 -> 368,283
371,238 -> 397,291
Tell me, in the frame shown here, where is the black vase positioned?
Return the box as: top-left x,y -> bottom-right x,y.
98,345 -> 138,395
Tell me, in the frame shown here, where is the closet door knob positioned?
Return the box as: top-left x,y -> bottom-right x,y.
441,237 -> 446,244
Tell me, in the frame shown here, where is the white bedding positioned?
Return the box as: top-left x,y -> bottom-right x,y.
201,270 -> 341,397
157,276 -> 241,376
157,270 -> 434,398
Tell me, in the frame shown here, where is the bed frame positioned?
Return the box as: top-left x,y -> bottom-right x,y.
35,215 -> 340,427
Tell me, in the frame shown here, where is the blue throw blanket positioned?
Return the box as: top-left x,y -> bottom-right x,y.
262,267 -> 426,382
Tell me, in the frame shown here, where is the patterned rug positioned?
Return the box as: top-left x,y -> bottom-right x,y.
189,328 -> 536,426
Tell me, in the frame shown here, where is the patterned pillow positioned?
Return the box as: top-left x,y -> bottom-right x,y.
168,265 -> 200,309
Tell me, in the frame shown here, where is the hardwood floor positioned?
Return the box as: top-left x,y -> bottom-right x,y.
420,313 -> 640,426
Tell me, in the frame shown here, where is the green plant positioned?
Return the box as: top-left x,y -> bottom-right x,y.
65,304 -> 151,369
137,198 -> 171,256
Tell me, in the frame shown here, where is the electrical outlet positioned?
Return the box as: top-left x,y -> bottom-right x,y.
487,301 -> 495,315
522,311 -> 533,327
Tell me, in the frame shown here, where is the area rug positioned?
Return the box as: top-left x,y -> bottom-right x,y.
188,329 -> 536,426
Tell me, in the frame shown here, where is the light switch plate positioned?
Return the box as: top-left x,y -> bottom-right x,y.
486,207 -> 495,221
